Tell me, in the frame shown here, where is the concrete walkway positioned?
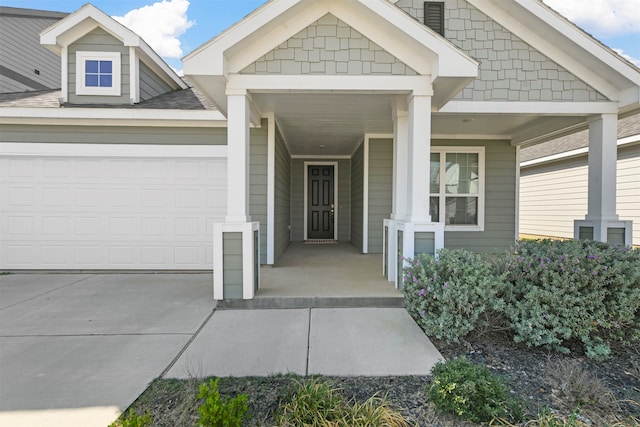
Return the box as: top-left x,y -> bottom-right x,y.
0,273 -> 442,427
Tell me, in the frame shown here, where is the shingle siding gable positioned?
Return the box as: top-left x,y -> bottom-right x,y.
395,0 -> 608,102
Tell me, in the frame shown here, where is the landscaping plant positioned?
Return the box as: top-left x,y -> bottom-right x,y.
403,249 -> 507,343
276,378 -> 408,426
500,239 -> 640,360
108,409 -> 153,427
196,378 -> 249,427
428,357 -> 522,423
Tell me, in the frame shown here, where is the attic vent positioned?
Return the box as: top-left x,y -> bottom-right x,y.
424,2 -> 445,36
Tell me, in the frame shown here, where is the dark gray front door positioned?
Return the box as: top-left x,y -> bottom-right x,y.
307,165 -> 334,239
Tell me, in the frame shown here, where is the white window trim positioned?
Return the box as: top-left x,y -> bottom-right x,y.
76,51 -> 121,96
431,146 -> 485,232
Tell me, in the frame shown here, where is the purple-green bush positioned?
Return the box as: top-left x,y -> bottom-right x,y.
500,239 -> 640,360
403,249 -> 507,343
404,240 -> 640,360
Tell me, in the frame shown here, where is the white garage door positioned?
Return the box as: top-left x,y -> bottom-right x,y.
0,143 -> 227,270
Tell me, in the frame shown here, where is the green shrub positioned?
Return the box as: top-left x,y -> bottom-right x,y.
403,249 -> 507,343
428,358 -> 521,423
501,239 -> 640,360
109,409 -> 153,427
276,379 -> 408,426
196,378 -> 249,427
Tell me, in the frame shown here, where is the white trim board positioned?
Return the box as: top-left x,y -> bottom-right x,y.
520,134 -> 640,167
303,161 -> 339,241
266,113 -> 276,265
0,143 -> 228,158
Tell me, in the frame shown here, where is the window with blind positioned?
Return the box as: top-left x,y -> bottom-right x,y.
430,147 -> 485,231
424,2 -> 445,36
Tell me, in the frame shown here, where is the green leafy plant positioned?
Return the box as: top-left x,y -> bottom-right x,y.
403,249 -> 507,343
428,358 -> 522,423
500,239 -> 640,360
108,409 -> 153,427
276,378 -> 408,426
196,378 -> 249,427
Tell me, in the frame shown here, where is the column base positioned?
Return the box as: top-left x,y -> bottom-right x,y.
383,220 -> 444,289
213,221 -> 260,300
574,219 -> 633,246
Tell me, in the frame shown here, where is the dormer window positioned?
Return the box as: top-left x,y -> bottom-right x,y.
76,51 -> 121,96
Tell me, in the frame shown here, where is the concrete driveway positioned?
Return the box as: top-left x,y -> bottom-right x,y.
0,273 -> 215,427
0,273 -> 442,427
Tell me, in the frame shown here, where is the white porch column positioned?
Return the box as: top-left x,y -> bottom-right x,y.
213,89 -> 260,300
384,90 -> 444,287
574,113 -> 633,245
406,92 -> 432,223
391,97 -> 409,221
226,90 -> 251,222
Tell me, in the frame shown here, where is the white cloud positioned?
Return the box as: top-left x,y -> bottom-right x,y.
113,0 -> 194,59
542,0 -> 640,36
613,48 -> 640,67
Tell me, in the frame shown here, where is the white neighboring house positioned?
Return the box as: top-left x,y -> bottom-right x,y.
520,113 -> 640,247
1,1 -> 640,300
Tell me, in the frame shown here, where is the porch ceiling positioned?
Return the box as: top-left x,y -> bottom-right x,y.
250,92 -> 588,156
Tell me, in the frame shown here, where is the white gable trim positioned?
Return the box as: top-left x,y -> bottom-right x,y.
185,0 -> 477,79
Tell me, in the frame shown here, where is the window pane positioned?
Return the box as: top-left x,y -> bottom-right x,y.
99,75 -> 112,87
85,74 -> 99,87
85,60 -> 99,73
430,153 -> 440,193
429,196 -> 440,222
445,153 -> 479,194
99,60 -> 112,74
445,197 -> 478,225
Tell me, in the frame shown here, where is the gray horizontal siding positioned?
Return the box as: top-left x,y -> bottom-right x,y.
68,28 -> 130,104
250,121 -> 268,263
139,60 -> 173,101
434,139 -> 517,253
351,143 -> 364,252
0,125 -> 228,145
367,138 -> 393,253
223,232 -> 243,299
274,124 -> 291,263
0,14 -> 62,92
520,143 -> 640,246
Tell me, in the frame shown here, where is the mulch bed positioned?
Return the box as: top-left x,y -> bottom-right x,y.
127,331 -> 640,426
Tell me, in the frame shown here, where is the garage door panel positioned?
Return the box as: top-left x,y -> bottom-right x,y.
1,149 -> 227,270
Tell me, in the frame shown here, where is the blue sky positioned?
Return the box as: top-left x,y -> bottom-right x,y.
1,0 -> 638,71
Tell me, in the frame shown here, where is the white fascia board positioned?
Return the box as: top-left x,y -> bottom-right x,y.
515,0 -> 640,87
0,108 -> 227,127
184,0 -> 300,76
467,0 -> 625,100
228,74 -> 432,92
41,4 -> 139,47
0,142 -> 228,158
520,134 -> 640,168
440,101 -> 619,115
